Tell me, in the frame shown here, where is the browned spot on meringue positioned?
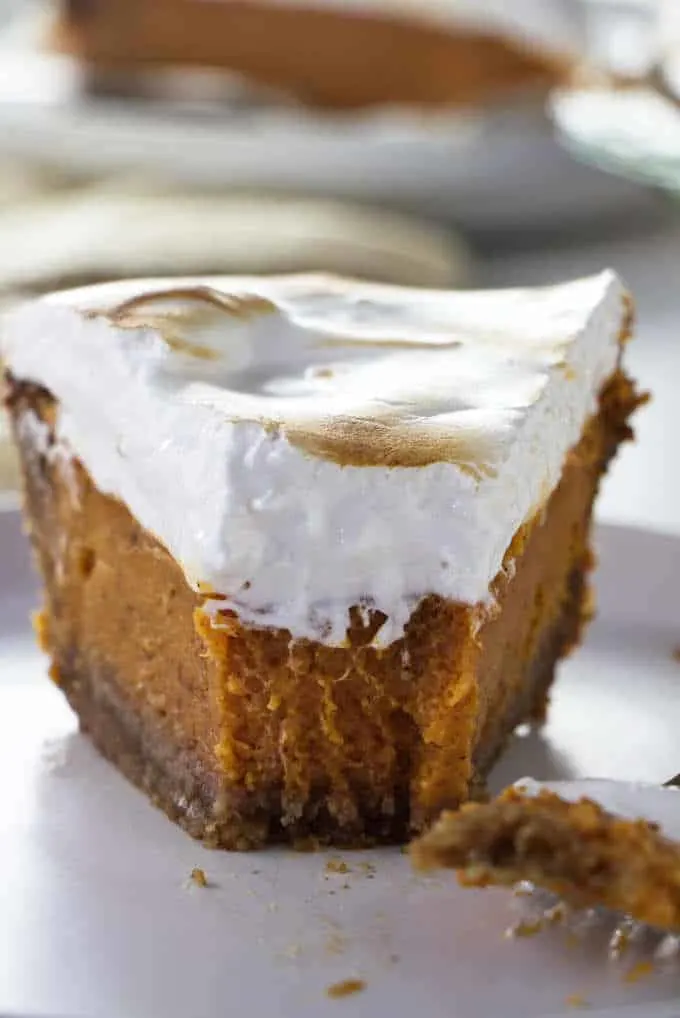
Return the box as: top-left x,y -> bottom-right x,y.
280,414 -> 497,475
108,285 -> 278,322
87,285 -> 279,359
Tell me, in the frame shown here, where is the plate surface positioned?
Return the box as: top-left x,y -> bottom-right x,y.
1,509 -> 679,1018
552,86 -> 680,198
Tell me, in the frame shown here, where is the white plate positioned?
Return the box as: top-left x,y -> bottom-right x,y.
0,14 -> 659,233
1,508 -> 679,1018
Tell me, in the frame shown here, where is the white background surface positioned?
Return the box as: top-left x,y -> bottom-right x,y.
0,5 -> 680,1014
480,217 -> 680,539
1,512 -> 680,1018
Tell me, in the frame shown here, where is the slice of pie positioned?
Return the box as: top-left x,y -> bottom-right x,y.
51,0 -> 578,110
2,272 -> 641,847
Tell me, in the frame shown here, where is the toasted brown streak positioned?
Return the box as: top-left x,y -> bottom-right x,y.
108,312 -> 222,360
318,335 -> 464,350
279,415 -> 498,474
148,329 -> 220,360
91,286 -> 279,359
108,285 -> 279,322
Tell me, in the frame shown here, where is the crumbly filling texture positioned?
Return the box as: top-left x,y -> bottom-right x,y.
412,787 -> 680,932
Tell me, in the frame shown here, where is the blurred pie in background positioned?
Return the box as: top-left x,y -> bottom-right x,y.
52,0 -> 582,110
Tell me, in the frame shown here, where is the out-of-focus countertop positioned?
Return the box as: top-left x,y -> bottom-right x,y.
481,215 -> 680,538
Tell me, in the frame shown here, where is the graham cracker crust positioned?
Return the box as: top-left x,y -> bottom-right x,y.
6,370 -> 641,848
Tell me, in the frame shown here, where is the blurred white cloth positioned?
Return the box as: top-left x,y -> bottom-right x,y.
0,177 -> 470,296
